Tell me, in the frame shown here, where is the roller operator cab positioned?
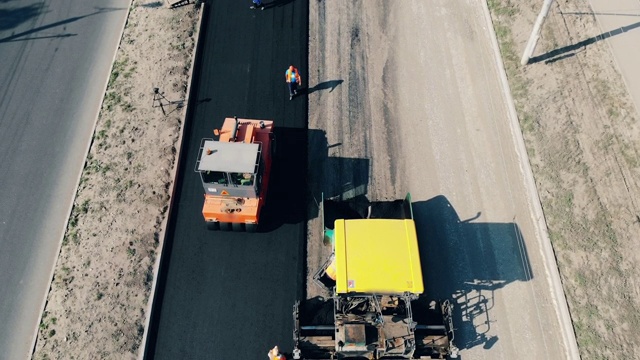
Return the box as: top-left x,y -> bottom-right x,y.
293,194 -> 458,359
194,117 -> 275,232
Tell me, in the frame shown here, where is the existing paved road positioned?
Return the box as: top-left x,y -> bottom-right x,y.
0,1 -> 129,359
144,1 -> 309,358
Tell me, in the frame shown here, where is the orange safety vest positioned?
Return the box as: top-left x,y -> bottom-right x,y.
286,68 -> 299,83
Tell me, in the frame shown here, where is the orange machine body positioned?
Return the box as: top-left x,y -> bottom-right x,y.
195,117 -> 274,231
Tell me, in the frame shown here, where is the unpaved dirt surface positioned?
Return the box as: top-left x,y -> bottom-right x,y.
308,2 -> 574,359
32,1 -> 198,358
29,0 -> 640,359
306,0 -> 404,301
489,1 -> 640,358
309,0 -> 640,359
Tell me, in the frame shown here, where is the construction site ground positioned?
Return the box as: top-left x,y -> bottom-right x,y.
31,0 -> 640,359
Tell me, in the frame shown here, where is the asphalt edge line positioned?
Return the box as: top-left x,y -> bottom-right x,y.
137,3 -> 206,359
28,2 -> 135,358
479,1 -> 581,359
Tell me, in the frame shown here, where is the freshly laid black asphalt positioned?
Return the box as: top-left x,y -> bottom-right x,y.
144,1 -> 309,358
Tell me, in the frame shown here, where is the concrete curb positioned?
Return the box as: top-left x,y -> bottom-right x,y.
479,1 -> 581,359
137,2 -> 207,359
28,1 -> 134,359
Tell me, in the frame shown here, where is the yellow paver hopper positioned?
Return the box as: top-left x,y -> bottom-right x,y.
294,194 -> 458,359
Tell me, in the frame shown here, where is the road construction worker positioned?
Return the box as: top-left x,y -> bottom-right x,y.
268,345 -> 286,360
285,65 -> 302,100
250,0 -> 265,10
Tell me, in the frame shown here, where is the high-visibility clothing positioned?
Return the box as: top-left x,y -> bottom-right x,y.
325,256 -> 337,281
268,352 -> 286,360
268,346 -> 285,360
286,67 -> 300,83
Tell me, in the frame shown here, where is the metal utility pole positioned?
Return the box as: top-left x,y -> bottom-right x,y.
521,0 -> 555,65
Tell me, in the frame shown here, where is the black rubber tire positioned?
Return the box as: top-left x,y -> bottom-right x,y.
206,221 -> 219,231
245,223 -> 258,233
219,222 -> 231,231
231,222 -> 244,232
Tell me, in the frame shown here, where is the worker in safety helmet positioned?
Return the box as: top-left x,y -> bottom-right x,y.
267,345 -> 286,360
285,65 -> 302,100
250,0 -> 265,10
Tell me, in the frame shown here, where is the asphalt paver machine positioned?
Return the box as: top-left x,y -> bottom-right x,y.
293,194 -> 458,359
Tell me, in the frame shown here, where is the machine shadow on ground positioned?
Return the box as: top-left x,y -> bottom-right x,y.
306,128 -> 370,221
296,79 -> 344,97
262,0 -> 298,10
413,195 -> 533,352
258,127 -> 309,232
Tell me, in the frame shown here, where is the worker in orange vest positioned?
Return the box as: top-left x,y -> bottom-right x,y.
268,345 -> 286,360
285,65 -> 302,100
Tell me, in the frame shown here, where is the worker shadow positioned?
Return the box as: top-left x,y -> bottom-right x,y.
300,79 -> 344,96
263,0 -> 297,10
141,1 -> 164,8
412,195 -> 533,352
